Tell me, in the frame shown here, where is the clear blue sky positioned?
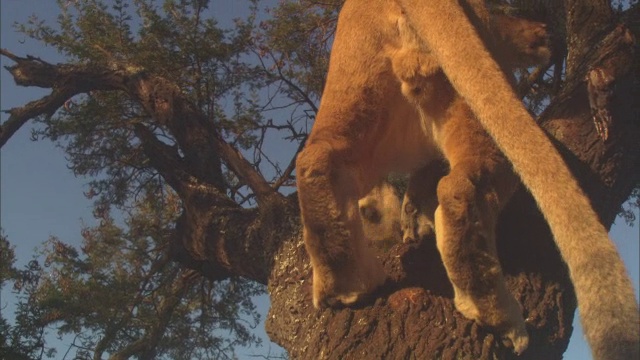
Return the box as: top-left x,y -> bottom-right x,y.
1,1 -> 638,360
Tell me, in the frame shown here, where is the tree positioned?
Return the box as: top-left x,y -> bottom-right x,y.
1,0 -> 638,359
1,193 -> 264,360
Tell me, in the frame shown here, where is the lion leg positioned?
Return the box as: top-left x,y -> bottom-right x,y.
435,161 -> 526,353
296,140 -> 386,308
401,159 -> 448,243
433,99 -> 527,353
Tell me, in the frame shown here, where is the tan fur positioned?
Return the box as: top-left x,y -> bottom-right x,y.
296,1 -> 639,358
400,160 -> 447,243
359,181 -> 402,250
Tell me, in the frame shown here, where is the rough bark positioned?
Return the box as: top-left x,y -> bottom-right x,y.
1,1 -> 638,359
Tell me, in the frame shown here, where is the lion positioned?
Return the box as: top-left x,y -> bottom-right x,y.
359,180 -> 403,250
295,1 -> 639,359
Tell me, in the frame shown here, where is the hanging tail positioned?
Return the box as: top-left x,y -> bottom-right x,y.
397,0 -> 639,358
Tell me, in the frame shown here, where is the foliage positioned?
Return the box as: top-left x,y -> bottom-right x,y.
12,0 -> 346,206
2,0 -> 324,357
0,233 -> 18,292
620,186 -> 640,225
0,234 -> 36,360
259,0 -> 341,102
18,0 -> 264,207
2,192 -> 263,360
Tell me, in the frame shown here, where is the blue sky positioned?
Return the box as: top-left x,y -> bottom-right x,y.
1,1 -> 638,360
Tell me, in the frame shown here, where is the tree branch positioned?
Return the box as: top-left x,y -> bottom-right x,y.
132,123 -> 193,194
516,63 -> 552,97
0,49 -> 122,147
272,135 -> 307,191
213,130 -> 278,202
108,269 -> 193,360
1,49 -> 278,205
93,254 -> 172,360
122,72 -> 278,204
1,87 -> 73,148
565,0 -> 613,78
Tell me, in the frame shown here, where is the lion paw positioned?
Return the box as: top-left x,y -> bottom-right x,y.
454,290 -> 529,354
400,199 -> 435,243
503,323 -> 529,355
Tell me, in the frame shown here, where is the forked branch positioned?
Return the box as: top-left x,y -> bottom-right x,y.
1,49 -> 278,204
